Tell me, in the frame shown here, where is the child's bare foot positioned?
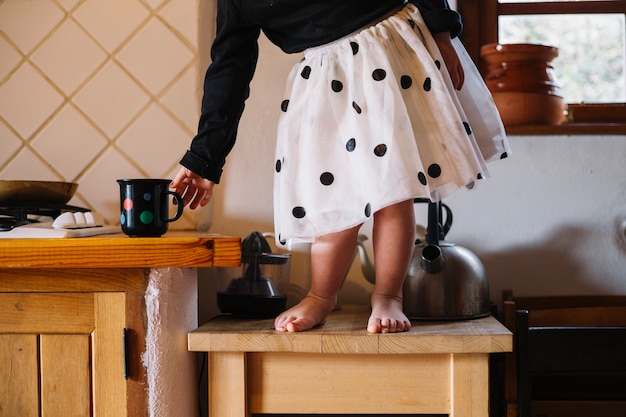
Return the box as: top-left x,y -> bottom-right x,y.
274,291 -> 336,332
367,292 -> 411,333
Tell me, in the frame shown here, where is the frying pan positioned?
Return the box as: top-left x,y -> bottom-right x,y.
0,180 -> 78,204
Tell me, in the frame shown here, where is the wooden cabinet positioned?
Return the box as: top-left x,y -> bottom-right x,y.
0,269 -> 149,417
0,234 -> 240,417
1,290 -> 130,417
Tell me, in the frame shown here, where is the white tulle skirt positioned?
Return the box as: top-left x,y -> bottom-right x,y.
273,3 -> 510,246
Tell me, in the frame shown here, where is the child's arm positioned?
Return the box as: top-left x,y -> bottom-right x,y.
180,0 -> 261,185
433,31 -> 464,90
171,167 -> 215,209
410,0 -> 463,39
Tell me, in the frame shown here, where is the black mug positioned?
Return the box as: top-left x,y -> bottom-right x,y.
117,179 -> 183,237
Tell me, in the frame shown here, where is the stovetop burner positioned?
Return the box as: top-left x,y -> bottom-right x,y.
0,201 -> 89,231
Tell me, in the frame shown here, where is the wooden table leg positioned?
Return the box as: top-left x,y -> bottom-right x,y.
208,352 -> 248,417
451,353 -> 490,417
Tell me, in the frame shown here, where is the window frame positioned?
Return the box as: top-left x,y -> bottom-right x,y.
458,0 -> 626,135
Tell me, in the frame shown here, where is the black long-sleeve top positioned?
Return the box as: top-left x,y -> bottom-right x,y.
180,0 -> 462,183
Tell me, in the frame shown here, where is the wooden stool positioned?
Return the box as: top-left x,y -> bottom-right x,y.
188,305 -> 512,417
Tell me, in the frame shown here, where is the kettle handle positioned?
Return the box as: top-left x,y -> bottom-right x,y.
413,198 -> 453,238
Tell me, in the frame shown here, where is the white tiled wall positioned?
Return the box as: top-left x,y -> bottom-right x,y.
0,0 -> 209,229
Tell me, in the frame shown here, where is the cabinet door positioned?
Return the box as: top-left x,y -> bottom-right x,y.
0,292 -> 127,417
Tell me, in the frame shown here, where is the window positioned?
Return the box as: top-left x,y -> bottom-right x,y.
458,0 -> 626,134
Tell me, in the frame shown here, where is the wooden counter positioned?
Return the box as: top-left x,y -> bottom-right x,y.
0,232 -> 240,417
189,305 -> 512,417
0,232 -> 241,269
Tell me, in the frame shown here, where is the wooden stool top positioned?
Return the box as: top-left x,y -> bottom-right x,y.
189,305 -> 512,355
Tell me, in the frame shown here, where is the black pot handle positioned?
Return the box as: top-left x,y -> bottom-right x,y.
413,198 -> 453,238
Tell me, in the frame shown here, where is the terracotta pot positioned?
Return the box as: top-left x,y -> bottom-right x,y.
481,43 -> 565,126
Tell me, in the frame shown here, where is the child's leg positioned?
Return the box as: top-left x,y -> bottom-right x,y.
274,224 -> 361,332
367,199 -> 415,333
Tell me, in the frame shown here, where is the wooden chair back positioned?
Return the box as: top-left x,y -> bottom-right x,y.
502,291 -> 626,417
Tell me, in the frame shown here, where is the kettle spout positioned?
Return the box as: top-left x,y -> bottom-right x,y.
356,234 -> 377,284
421,244 -> 445,274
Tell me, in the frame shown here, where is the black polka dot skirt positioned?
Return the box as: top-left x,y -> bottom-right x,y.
273,3 -> 510,246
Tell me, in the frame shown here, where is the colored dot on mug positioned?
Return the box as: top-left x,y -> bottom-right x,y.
120,213 -> 126,225
140,211 -> 154,224
143,192 -> 152,201
123,198 -> 133,211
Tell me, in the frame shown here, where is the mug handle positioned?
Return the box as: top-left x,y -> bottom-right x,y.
166,191 -> 184,222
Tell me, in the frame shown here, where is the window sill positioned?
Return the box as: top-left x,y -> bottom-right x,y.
505,123 -> 626,136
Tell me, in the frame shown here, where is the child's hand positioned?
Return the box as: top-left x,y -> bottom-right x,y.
433,32 -> 464,90
171,167 -> 215,210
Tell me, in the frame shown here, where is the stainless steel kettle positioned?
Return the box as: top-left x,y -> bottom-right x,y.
356,199 -> 490,320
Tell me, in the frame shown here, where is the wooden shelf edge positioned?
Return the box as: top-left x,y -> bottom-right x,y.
0,234 -> 241,269
506,123 -> 626,136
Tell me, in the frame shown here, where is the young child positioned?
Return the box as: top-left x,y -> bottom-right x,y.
171,0 -> 510,333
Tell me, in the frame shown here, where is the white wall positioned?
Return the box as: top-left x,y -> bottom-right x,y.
0,0 -> 204,229
445,135 -> 626,301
